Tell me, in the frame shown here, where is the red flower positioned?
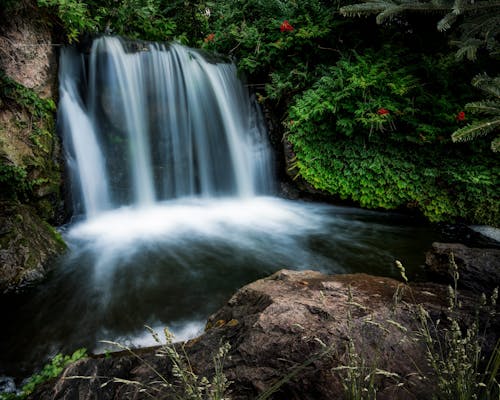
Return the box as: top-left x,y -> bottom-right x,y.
204,33 -> 216,43
456,111 -> 466,121
377,108 -> 390,115
280,20 -> 294,32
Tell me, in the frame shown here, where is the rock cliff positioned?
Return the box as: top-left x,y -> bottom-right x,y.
0,0 -> 65,291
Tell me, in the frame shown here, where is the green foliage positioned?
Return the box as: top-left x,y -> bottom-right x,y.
202,0 -> 341,80
0,71 -> 59,202
452,73 -> 500,152
36,0 -> 211,43
0,71 -> 56,119
286,47 -> 499,225
289,133 -> 499,224
0,163 -> 30,200
288,48 -> 474,143
339,0 -> 500,151
0,349 -> 87,400
38,0 -> 99,43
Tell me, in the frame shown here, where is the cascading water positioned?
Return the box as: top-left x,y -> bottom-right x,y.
59,36 -> 272,216
0,36 -> 447,383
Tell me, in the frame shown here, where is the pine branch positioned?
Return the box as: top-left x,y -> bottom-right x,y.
471,74 -> 500,99
340,1 -> 500,22
451,118 -> 500,143
452,0 -> 466,15
453,39 -> 485,60
339,1 -> 392,18
437,12 -> 457,31
376,4 -> 406,24
464,101 -> 500,116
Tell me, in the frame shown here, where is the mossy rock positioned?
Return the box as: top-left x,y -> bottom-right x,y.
0,201 -> 66,292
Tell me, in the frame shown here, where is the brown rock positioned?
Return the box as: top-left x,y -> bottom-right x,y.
0,1 -> 58,99
29,270 -> 470,400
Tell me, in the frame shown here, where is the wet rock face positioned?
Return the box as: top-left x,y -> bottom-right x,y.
0,1 -> 57,99
425,242 -> 500,295
29,270 -> 465,400
0,202 -> 66,292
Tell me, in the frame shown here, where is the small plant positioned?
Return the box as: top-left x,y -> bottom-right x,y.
415,255 -> 500,400
0,348 -> 87,400
100,326 -> 231,400
331,285 -> 402,400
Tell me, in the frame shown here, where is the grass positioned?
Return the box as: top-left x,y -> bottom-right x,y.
415,254 -> 500,400
97,326 -> 232,400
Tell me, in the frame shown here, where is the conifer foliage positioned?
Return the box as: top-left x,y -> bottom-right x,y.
452,74 -> 500,152
340,0 -> 500,151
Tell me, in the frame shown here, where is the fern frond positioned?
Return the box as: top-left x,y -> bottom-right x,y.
451,118 -> 500,143
491,136 -> 500,152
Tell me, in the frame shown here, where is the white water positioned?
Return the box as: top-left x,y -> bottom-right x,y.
58,52 -> 111,217
59,36 -> 272,215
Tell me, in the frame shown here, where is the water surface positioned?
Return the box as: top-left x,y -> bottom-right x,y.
0,197 -> 443,378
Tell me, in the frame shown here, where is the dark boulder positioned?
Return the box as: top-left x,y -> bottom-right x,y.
425,242 -> 500,294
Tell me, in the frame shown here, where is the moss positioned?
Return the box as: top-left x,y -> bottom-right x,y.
0,202 -> 66,291
0,70 -> 62,221
43,220 -> 67,249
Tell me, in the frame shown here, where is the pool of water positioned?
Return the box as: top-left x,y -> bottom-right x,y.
0,197 -> 446,380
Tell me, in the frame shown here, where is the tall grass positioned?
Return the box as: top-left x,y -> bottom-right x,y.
99,326 -> 231,400
415,254 -> 499,400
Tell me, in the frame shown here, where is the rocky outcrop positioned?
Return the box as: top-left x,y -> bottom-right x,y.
425,242 -> 500,294
0,0 -> 62,219
29,269 -> 493,400
0,1 -> 57,99
0,202 -> 65,292
0,1 -> 65,290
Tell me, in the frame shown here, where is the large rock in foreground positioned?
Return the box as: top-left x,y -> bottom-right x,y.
29,270 -> 483,400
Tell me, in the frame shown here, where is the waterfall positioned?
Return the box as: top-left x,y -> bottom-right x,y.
58,36 -> 273,217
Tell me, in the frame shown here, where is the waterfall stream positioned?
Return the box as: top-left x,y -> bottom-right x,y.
59,37 -> 272,215
0,37 -> 449,382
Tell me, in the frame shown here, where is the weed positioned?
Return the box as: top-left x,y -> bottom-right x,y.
99,326 -> 231,400
399,255 -> 500,400
0,349 -> 87,400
